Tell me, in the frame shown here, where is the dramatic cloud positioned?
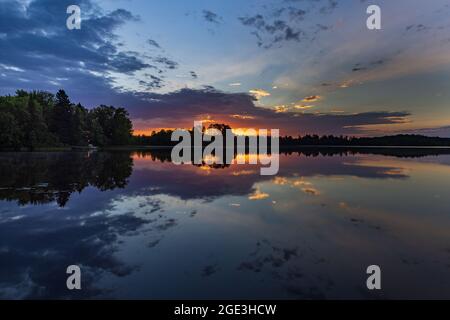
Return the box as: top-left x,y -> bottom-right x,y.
128,87 -> 411,136
0,0 -> 177,96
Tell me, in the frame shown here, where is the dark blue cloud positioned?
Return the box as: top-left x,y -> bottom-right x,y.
238,0 -> 339,48
147,39 -> 161,48
0,0 -> 177,96
202,10 -> 222,24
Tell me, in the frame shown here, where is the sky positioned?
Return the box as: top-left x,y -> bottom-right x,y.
1,0 -> 450,136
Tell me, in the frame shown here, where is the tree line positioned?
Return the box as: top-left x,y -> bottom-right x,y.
0,89 -> 133,149
133,124 -> 231,146
134,128 -> 450,147
279,134 -> 450,146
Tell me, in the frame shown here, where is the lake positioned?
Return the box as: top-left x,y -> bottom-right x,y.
1,149 -> 450,299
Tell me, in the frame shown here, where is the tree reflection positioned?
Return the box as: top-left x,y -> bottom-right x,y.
0,152 -> 133,207
135,146 -> 450,163
1,147 -> 448,207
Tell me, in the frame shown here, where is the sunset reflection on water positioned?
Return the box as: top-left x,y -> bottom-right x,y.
0,150 -> 450,299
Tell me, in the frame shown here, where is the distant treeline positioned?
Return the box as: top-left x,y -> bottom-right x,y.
279,134 -> 450,146
0,90 -> 133,149
133,124 -> 233,146
134,129 -> 450,147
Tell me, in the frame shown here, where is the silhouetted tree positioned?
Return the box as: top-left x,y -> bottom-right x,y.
51,89 -> 73,145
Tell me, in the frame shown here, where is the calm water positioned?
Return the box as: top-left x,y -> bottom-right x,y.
1,149 -> 450,299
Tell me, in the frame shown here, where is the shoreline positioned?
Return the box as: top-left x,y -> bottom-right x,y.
2,145 -> 450,152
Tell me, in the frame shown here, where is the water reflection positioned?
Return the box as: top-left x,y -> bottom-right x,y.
0,152 -> 132,207
0,149 -> 450,299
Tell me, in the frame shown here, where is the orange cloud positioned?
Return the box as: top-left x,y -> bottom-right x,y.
302,95 -> 322,102
249,89 -> 271,99
274,105 -> 289,113
302,187 -> 320,196
294,104 -> 314,110
231,114 -> 255,120
248,189 -> 270,200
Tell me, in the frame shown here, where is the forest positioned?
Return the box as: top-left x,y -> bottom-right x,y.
0,89 -> 133,149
